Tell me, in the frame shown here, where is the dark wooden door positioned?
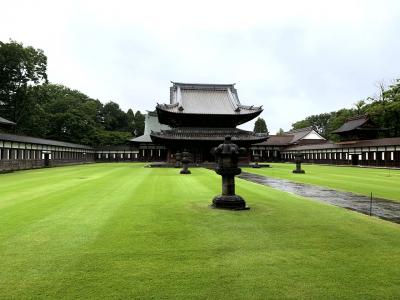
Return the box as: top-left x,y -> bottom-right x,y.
44,153 -> 50,167
351,154 -> 359,166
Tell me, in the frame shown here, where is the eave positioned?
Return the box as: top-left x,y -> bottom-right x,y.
150,127 -> 268,146
156,106 -> 263,128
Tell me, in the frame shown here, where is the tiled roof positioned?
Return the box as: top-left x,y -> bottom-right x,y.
289,131 -> 312,143
286,126 -> 314,134
0,133 -> 93,149
130,112 -> 170,143
284,141 -> 336,151
336,137 -> 400,147
157,82 -> 262,116
283,127 -> 326,144
331,116 -> 375,133
0,116 -> 16,126
254,128 -> 326,147
253,135 -> 293,146
284,137 -> 400,151
151,127 -> 268,142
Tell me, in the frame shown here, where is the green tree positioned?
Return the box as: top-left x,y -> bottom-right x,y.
291,109 -> 360,141
133,110 -> 145,136
253,117 -> 269,134
35,84 -> 102,144
383,79 -> 400,136
126,108 -> 135,134
276,128 -> 285,135
366,79 -> 400,137
291,119 -> 311,130
94,130 -> 132,146
0,40 -> 139,145
292,113 -> 332,137
326,108 -> 357,141
12,83 -> 135,146
0,40 -> 47,126
354,100 -> 366,115
101,101 -> 129,131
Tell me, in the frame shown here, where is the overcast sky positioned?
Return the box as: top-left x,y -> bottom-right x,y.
1,0 -> 399,132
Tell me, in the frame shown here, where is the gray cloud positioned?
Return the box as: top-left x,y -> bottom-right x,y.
1,0 -> 399,132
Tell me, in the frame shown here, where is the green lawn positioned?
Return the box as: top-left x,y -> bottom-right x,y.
245,163 -> 400,202
0,163 -> 399,299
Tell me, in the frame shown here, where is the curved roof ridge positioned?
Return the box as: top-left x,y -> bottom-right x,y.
171,81 -> 236,87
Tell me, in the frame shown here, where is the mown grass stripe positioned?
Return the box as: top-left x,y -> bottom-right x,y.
0,164 -> 399,299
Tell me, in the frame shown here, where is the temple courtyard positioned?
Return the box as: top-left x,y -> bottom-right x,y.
1,163 -> 400,299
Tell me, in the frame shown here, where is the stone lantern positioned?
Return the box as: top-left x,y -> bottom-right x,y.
180,150 -> 192,174
211,136 -> 249,210
252,152 -> 261,168
293,153 -> 305,174
174,152 -> 182,168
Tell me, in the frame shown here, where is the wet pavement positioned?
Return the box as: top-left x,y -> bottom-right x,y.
238,172 -> 400,223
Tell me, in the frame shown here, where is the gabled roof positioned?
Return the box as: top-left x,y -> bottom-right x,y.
331,115 -> 380,134
254,127 -> 326,147
157,82 -> 262,116
0,116 -> 16,126
130,111 -> 170,143
285,127 -> 326,144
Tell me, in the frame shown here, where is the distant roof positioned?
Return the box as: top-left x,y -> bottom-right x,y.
285,127 -> 326,144
284,137 -> 400,151
331,115 -> 380,134
253,135 -> 294,146
254,127 -> 326,147
286,126 -> 314,134
0,116 -> 16,126
157,82 -> 262,116
0,133 -> 92,149
130,111 -> 170,143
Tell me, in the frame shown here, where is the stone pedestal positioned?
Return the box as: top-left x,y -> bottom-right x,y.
211,136 -> 249,210
293,153 -> 305,174
212,194 -> 247,209
175,152 -> 182,168
180,150 -> 191,174
252,153 -> 261,168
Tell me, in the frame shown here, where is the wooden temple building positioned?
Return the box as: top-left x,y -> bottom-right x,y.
282,116 -> 400,167
0,118 -> 95,172
134,82 -> 268,163
250,127 -> 326,161
282,137 -> 400,168
331,115 -> 385,140
1,86 -> 400,171
0,133 -> 95,170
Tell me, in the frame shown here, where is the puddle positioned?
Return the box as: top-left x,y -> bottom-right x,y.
238,172 -> 400,223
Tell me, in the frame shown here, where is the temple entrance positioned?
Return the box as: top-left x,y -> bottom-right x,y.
44,153 -> 50,167
351,154 -> 359,165
201,148 -> 215,163
187,148 -> 215,163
